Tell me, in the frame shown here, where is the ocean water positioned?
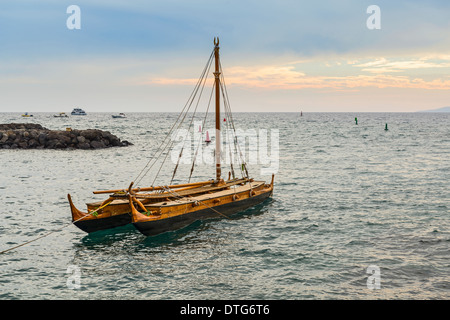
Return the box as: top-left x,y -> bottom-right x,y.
0,112 -> 449,300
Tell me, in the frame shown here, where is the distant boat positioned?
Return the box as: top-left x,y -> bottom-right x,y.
71,108 -> 87,116
21,112 -> 33,117
54,112 -> 68,118
112,113 -> 126,118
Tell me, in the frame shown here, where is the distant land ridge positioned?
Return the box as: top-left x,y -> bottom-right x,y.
418,106 -> 450,112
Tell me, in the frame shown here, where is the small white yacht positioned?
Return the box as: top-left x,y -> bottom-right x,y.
112,113 -> 126,118
71,108 -> 87,115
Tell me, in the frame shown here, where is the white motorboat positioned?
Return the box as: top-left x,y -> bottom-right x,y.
71,108 -> 87,115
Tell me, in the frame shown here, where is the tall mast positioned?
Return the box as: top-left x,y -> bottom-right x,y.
214,37 -> 221,181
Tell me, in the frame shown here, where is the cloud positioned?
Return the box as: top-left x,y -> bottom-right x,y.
353,57 -> 450,74
138,54 -> 450,91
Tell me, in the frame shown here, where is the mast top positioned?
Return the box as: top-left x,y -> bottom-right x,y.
214,37 -> 219,47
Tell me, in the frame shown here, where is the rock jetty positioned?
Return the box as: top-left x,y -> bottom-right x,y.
0,123 -> 132,150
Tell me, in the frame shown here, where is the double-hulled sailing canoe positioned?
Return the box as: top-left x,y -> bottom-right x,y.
68,38 -> 275,236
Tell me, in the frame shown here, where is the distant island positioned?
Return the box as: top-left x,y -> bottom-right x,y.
418,106 -> 450,112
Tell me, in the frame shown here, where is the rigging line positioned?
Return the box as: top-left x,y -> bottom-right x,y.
134,111 -> 188,186
162,57 -> 213,186
218,62 -> 239,141
135,50 -> 214,185
222,89 -> 243,179
220,63 -> 244,160
0,211 -> 97,255
188,82 -> 215,183
151,137 -> 176,187
150,51 -> 215,186
225,114 -> 248,178
219,60 -> 236,128
134,49 -> 215,186
218,88 -> 235,173
224,105 -> 236,179
217,81 -> 235,179
219,77 -> 248,178
219,59 -> 245,159
170,53 -> 214,184
134,102 -> 191,185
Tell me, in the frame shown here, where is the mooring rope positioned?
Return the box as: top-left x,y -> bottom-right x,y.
0,201 -> 111,255
0,213 -> 88,255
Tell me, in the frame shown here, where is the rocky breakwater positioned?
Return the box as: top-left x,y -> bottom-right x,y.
0,123 -> 132,150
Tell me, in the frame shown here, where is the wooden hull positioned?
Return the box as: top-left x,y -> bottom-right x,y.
131,180 -> 274,236
68,194 -> 132,233
133,189 -> 272,236
68,177 -> 274,235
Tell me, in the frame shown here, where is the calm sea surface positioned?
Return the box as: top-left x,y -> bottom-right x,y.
0,112 -> 449,300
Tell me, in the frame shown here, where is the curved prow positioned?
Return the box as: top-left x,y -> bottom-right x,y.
128,194 -> 159,223
67,194 -> 89,222
128,194 -> 142,223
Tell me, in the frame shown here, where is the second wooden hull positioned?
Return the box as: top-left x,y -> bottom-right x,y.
130,180 -> 274,237
133,189 -> 272,236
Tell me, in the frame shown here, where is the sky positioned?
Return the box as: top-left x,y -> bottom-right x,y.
1,0 -> 450,112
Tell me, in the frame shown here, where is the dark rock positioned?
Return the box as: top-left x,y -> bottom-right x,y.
46,139 -> 57,149
19,141 -> 28,149
79,142 -> 91,150
29,130 -> 39,140
28,139 -> 38,148
81,129 -> 101,141
90,140 -> 105,149
6,131 -> 16,142
38,134 -> 47,146
54,141 -> 65,149
58,134 -> 72,145
47,131 -> 59,141
0,123 -> 131,150
0,123 -> 44,131
1,133 -> 8,143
